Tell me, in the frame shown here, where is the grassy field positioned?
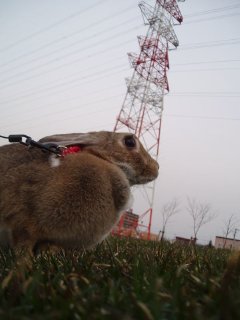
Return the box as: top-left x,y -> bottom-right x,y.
0,237 -> 239,320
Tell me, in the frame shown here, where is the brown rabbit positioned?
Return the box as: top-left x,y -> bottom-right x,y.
0,131 -> 158,252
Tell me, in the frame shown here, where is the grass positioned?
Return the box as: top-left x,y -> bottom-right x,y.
0,237 -> 239,320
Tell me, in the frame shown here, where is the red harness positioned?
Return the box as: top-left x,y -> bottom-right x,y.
61,146 -> 81,157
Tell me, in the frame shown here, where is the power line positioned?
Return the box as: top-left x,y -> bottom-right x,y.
169,91 -> 240,95
1,88 -> 240,127
0,53 -> 126,88
3,105 -> 240,137
2,46 -> 240,89
0,81 -> 124,125
0,37 -> 239,92
1,64 -> 239,107
2,66 -> 240,109
0,4 -> 239,71
184,12 -> 240,25
167,93 -> 240,98
171,67 -> 240,73
173,58 -> 240,66
0,0 -> 110,53
184,3 -> 240,18
1,56 -> 240,92
0,24 -> 142,86
2,109 -> 240,136
179,38 -> 240,50
0,7 -> 140,71
0,2 -> 236,62
0,121 -> 116,139
0,65 -> 129,105
0,94 -> 122,130
2,63 -> 240,104
164,114 -> 240,121
0,55 -> 240,89
1,91 -> 240,130
0,5 -> 238,100
0,39 -> 133,92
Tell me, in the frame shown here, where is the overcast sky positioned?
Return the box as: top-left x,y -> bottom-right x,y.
0,0 -> 240,244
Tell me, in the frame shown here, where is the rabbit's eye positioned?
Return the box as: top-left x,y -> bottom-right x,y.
124,135 -> 136,148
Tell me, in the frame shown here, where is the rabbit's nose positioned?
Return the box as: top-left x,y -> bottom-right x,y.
153,160 -> 159,177
154,160 -> 159,170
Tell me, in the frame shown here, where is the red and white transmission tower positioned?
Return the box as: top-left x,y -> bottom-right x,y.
113,0 -> 184,239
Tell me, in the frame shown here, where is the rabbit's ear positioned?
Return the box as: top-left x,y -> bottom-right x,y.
39,132 -> 105,147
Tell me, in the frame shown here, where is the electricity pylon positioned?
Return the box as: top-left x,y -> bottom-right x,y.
113,0 -> 184,239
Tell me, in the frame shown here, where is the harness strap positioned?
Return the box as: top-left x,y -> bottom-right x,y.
0,134 -> 82,157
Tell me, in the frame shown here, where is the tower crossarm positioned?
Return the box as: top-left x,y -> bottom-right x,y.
126,77 -> 164,111
157,0 -> 183,23
137,36 -> 169,67
139,1 -> 179,47
128,34 -> 169,90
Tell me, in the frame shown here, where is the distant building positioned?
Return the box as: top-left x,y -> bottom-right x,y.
112,210 -> 139,236
175,236 -> 197,245
215,236 -> 240,250
138,231 -> 159,241
111,210 -> 159,240
122,211 -> 139,229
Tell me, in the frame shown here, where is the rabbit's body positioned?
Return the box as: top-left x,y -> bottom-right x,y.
0,131 -> 158,251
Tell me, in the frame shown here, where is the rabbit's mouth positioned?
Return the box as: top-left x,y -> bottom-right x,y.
135,175 -> 158,184
115,162 -> 136,184
115,162 -> 157,185
138,161 -> 159,184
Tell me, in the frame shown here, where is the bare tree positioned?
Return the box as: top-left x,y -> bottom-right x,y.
158,198 -> 179,241
222,214 -> 239,248
187,197 -> 216,241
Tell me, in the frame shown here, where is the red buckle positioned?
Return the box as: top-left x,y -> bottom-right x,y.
61,146 -> 81,156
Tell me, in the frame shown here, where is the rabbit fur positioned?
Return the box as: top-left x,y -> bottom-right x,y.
0,131 -> 159,252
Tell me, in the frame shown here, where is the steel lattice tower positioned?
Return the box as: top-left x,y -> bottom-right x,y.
113,0 -> 184,239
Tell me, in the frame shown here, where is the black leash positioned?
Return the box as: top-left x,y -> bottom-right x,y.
0,134 -> 60,155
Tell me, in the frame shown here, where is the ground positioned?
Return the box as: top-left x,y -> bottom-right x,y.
0,237 -> 239,319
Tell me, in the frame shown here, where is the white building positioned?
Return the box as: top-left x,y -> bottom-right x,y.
215,236 -> 240,250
